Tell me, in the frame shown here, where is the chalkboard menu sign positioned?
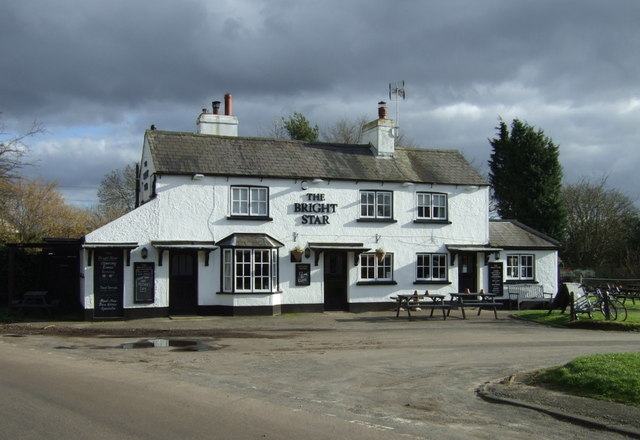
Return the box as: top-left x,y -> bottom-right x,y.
295,264 -> 311,286
134,262 -> 155,303
94,249 -> 124,318
488,262 -> 504,296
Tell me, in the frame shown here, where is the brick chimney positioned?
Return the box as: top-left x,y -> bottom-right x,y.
197,93 -> 239,136
361,101 -> 395,157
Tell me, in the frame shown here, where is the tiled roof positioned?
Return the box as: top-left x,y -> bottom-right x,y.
145,130 -> 488,186
489,220 -> 560,249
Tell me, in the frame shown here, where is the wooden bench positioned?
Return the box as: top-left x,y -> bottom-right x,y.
506,284 -> 553,310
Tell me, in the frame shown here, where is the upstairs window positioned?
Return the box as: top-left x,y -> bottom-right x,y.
506,254 -> 534,281
360,190 -> 393,221
417,192 -> 448,221
230,186 -> 269,218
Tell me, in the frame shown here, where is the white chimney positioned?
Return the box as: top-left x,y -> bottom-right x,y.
361,101 -> 395,157
197,93 -> 239,136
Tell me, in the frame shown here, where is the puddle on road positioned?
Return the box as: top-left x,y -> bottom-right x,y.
119,338 -> 219,352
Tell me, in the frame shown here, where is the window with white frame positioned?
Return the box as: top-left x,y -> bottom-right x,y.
416,253 -> 448,281
222,248 -> 278,293
417,192 -> 447,220
230,186 -> 269,217
360,190 -> 393,220
359,253 -> 393,282
506,254 -> 534,280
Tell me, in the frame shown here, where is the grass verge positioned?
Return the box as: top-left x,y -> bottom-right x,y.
533,353 -> 640,407
514,309 -> 640,331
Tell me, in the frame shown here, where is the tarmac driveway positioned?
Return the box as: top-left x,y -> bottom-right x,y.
2,311 -> 639,439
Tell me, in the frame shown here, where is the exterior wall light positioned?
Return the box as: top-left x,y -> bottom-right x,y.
192,174 -> 204,180
402,182 -> 414,187
141,247 -> 148,259
311,178 -> 324,184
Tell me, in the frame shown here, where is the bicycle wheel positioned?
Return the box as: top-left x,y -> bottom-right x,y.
613,298 -> 628,321
596,301 -> 617,320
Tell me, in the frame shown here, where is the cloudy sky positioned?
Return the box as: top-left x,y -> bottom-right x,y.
2,0 -> 639,207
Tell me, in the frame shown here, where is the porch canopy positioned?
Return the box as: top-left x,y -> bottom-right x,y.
308,242 -> 372,266
151,240 -> 218,266
446,244 -> 503,265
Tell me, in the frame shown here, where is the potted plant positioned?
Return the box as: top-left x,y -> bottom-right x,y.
291,246 -> 305,262
375,248 -> 386,263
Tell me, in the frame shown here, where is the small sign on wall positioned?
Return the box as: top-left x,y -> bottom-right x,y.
295,263 -> 311,286
134,262 -> 155,303
488,262 -> 503,296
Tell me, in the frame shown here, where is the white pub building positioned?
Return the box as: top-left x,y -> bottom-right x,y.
82,95 -> 559,319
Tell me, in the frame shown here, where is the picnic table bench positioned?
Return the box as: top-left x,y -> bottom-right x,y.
392,292 -> 450,319
448,292 -> 503,319
11,291 -> 59,315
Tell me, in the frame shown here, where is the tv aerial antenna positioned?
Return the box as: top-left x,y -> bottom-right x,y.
389,80 -> 406,140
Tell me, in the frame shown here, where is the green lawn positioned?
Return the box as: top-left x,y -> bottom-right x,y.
533,353 -> 640,407
515,307 -> 640,331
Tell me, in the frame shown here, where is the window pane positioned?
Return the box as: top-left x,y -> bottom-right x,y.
417,193 -> 431,219
377,192 -> 391,218
432,194 -> 447,219
250,188 -> 268,216
232,187 -> 249,215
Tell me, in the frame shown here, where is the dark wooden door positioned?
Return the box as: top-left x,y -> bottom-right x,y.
458,252 -> 477,293
169,251 -> 198,315
323,251 -> 348,311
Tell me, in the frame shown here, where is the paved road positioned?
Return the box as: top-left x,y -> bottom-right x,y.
1,311 -> 639,439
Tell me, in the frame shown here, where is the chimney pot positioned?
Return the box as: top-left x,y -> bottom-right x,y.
224,93 -> 233,116
378,101 -> 387,119
212,101 -> 221,115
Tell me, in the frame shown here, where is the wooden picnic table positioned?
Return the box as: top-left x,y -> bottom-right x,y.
448,292 -> 502,319
393,293 -> 449,319
11,291 -> 59,315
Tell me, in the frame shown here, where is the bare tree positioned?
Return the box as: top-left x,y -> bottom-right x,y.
562,176 -> 639,275
0,114 -> 44,180
96,163 -> 137,222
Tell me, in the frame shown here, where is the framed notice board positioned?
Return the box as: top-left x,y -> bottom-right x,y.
488,262 -> 504,296
295,264 -> 311,286
134,262 -> 155,303
94,248 -> 124,318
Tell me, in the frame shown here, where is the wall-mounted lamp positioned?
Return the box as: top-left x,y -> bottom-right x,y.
301,180 -> 309,190
402,182 -> 414,187
311,178 -> 324,184
192,173 -> 204,180
466,185 -> 479,192
141,247 -> 148,259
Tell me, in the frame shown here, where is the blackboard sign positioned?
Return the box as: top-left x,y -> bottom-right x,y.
134,262 -> 155,303
296,264 -> 311,286
94,249 -> 124,318
488,262 -> 504,296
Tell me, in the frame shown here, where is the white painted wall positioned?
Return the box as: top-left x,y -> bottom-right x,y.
83,174 -> 558,311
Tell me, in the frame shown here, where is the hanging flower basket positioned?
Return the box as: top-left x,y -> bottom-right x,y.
291,247 -> 304,262
375,248 -> 386,263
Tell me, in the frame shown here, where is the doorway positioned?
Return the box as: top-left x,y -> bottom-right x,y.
457,252 -> 477,293
169,250 -> 198,315
323,251 -> 348,311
